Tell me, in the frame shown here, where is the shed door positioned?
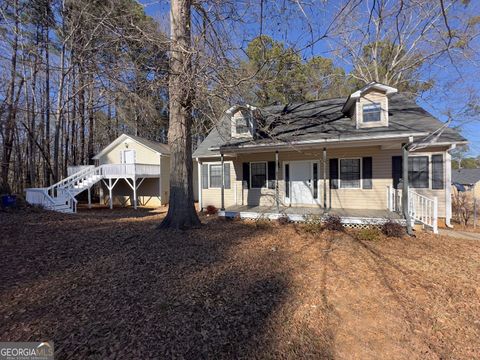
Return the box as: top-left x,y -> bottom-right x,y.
121,149 -> 136,164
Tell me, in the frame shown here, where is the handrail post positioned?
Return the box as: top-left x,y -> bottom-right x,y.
433,196 -> 438,234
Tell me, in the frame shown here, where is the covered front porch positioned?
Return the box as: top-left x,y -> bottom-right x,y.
219,205 -> 404,225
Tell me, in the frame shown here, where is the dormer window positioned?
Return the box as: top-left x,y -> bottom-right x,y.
236,116 -> 250,134
363,103 -> 381,122
230,108 -> 256,138
342,82 -> 397,129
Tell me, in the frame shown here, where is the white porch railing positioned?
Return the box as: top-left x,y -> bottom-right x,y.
25,188 -> 56,209
387,186 -> 438,233
67,165 -> 94,176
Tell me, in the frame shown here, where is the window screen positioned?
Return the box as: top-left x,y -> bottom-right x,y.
363,103 -> 381,122
236,116 -> 250,134
340,159 -> 361,188
408,156 -> 429,188
251,162 -> 267,188
209,164 -> 223,188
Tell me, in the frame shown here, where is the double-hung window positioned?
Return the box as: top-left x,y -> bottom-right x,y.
209,164 -> 223,188
236,116 -> 250,134
363,103 -> 381,122
408,156 -> 429,188
251,162 -> 267,189
339,158 -> 361,188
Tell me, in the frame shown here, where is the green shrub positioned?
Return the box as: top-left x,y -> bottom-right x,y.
323,215 -> 344,232
381,220 -> 405,238
356,227 -> 382,241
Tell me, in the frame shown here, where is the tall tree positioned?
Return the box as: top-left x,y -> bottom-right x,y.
160,0 -> 200,229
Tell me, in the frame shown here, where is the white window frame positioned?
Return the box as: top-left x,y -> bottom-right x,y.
407,153 -> 445,190
208,163 -> 223,189
339,157 -> 362,189
362,102 -> 382,123
250,161 -> 268,189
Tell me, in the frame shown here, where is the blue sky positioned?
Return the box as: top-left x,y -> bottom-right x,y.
140,0 -> 480,156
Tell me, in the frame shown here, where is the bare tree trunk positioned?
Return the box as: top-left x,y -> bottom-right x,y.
79,69 -> 85,164
160,0 -> 200,229
44,21 -> 51,186
87,73 -> 94,164
1,0 -> 19,192
53,27 -> 66,182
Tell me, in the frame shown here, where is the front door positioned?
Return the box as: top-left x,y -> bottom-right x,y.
121,149 -> 136,164
289,161 -> 319,205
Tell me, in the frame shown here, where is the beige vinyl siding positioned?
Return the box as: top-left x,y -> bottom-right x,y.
200,160 -> 236,209
199,145 -> 449,217
98,137 -> 162,165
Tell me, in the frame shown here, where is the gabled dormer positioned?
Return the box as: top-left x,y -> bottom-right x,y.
227,104 -> 257,139
342,82 -> 398,129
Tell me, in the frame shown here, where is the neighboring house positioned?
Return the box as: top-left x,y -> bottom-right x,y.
452,168 -> 480,198
26,134 -> 170,213
193,82 -> 467,232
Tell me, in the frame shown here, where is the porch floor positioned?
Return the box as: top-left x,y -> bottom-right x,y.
220,205 -> 403,224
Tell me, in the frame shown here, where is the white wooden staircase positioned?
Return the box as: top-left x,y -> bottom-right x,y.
26,163 -> 162,213
26,165 -> 99,213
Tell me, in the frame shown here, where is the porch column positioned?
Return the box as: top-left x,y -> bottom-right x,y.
108,178 -> 113,209
220,153 -> 225,211
197,159 -> 202,211
133,177 -> 137,209
87,187 -> 91,209
445,148 -> 453,227
275,151 -> 279,211
402,143 -> 413,235
323,147 -> 327,209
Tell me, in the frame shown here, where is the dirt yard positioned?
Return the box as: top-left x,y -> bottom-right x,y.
1,207 -> 479,359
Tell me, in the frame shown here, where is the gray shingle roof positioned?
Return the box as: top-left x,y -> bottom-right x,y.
193,93 -> 466,157
452,169 -> 480,185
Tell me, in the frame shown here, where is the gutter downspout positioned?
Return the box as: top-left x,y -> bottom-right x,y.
445,144 -> 456,228
402,138 -> 414,236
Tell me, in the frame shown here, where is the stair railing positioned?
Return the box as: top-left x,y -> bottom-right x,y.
387,186 -> 438,233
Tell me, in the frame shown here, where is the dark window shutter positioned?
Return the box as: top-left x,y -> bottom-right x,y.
392,156 -> 402,189
267,161 -> 276,189
362,157 -> 373,189
432,154 -> 444,189
242,162 -> 250,189
202,164 -> 209,189
223,163 -> 231,189
329,158 -> 338,189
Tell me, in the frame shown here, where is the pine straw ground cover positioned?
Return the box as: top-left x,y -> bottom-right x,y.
1,208 -> 479,359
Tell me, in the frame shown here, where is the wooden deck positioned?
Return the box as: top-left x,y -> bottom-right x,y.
219,205 -> 403,224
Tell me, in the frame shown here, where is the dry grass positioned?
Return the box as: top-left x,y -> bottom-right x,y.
1,207 -> 479,359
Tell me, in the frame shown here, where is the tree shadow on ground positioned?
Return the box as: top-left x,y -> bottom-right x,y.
0,213 -> 336,359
